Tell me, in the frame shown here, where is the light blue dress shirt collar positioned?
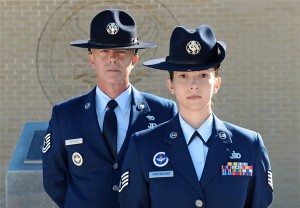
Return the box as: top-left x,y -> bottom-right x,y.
96,85 -> 132,118
179,113 -> 213,144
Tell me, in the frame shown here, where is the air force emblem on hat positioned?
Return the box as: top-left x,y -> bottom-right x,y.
106,22 -> 119,35
72,152 -> 83,166
153,152 -> 169,167
186,40 -> 201,55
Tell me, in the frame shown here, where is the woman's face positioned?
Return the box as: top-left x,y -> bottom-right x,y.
167,69 -> 221,115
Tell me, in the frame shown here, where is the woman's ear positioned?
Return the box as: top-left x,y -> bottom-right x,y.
213,77 -> 221,94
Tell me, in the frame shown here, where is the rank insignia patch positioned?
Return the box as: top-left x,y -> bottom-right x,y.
42,133 -> 51,153
222,162 -> 253,176
267,170 -> 273,190
119,171 -> 130,192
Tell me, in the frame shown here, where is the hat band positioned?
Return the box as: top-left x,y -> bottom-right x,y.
88,38 -> 139,47
166,56 -> 219,65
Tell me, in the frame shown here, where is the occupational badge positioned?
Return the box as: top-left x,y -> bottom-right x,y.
72,152 -> 83,166
153,152 -> 169,167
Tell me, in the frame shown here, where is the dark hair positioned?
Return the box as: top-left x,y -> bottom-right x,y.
168,64 -> 220,81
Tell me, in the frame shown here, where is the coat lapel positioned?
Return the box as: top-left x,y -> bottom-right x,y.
117,87 -> 150,161
78,87 -> 114,161
200,114 -> 232,189
164,115 -> 202,195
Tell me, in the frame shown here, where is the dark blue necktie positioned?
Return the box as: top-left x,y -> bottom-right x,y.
103,100 -> 118,158
188,131 -> 207,146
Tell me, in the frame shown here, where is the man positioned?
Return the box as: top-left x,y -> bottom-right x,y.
119,25 -> 273,207
42,9 -> 177,208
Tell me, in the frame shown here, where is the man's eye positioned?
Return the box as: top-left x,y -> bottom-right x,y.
201,74 -> 209,78
179,75 -> 187,78
98,50 -> 107,53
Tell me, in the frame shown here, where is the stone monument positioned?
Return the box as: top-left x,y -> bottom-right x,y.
6,122 -> 57,208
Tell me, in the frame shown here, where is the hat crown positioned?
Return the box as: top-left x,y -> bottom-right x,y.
167,25 -> 219,66
89,9 -> 137,46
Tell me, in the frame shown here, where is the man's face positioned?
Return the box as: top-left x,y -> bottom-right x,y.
89,49 -> 138,89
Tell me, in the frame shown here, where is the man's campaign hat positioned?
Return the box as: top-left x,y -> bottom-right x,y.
70,9 -> 156,49
143,25 -> 226,71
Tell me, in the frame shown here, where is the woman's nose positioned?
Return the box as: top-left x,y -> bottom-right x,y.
189,77 -> 199,89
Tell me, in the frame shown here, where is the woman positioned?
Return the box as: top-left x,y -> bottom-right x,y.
119,25 -> 273,208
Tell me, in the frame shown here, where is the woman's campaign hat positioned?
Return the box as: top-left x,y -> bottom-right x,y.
70,9 -> 156,49
143,25 -> 226,71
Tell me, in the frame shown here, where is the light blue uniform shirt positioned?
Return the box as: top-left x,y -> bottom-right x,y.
96,86 -> 131,153
179,113 -> 213,180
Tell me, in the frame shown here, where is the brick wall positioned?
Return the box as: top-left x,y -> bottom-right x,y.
0,0 -> 299,207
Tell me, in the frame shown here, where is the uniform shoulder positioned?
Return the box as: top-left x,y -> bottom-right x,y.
223,121 -> 261,142
53,90 -> 92,112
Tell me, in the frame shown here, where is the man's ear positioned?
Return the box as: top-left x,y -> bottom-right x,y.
167,79 -> 175,94
132,54 -> 139,66
88,53 -> 94,66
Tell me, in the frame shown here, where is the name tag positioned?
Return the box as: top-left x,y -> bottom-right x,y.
149,171 -> 174,178
65,138 -> 83,146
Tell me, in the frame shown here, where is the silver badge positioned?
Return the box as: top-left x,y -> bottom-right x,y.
85,102 -> 90,109
72,152 -> 83,166
137,104 -> 145,110
106,22 -> 119,35
186,40 -> 201,55
42,133 -> 51,153
170,131 -> 177,139
219,132 -> 227,140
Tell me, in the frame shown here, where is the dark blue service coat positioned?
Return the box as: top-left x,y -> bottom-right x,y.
42,87 -> 177,208
119,114 -> 273,208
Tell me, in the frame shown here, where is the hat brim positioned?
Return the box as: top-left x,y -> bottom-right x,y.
70,39 -> 157,49
144,41 -> 226,71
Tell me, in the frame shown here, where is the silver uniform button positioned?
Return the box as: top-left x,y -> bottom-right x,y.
113,163 -> 118,170
112,185 -> 119,192
195,199 -> 203,207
